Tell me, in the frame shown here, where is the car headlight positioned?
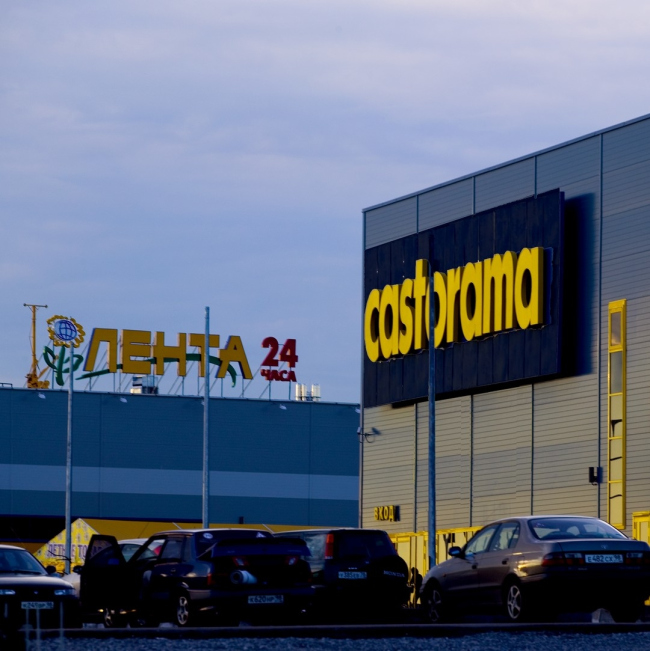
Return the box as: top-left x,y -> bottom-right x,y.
0,589 -> 16,596
54,588 -> 76,596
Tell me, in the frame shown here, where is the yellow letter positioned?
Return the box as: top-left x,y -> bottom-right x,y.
121,330 -> 152,375
460,261 -> 483,341
364,289 -> 381,362
398,279 -> 414,355
374,507 -> 379,520
153,332 -> 187,376
515,247 -> 544,328
446,267 -> 463,343
189,333 -> 221,377
83,328 -> 118,373
218,336 -> 253,379
483,251 -> 517,333
379,285 -> 400,359
413,259 -> 430,350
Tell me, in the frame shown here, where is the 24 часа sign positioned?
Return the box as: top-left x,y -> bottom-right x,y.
363,189 -> 565,408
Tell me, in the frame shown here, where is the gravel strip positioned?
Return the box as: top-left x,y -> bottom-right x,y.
36,633 -> 650,651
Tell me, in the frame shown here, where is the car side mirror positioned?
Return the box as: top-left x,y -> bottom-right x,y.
448,546 -> 462,558
45,565 -> 57,575
72,565 -> 82,574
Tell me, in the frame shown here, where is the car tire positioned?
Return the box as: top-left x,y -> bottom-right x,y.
422,582 -> 446,623
174,592 -> 194,627
504,579 -> 527,622
611,600 -> 644,623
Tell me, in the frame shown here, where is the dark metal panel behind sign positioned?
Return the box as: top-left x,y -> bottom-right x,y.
363,190 -> 565,408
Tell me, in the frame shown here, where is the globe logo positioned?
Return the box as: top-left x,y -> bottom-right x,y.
54,319 -> 78,342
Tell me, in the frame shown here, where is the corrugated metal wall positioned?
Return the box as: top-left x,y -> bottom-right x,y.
361,113 -> 650,538
0,389 -> 359,527
362,404 -> 415,534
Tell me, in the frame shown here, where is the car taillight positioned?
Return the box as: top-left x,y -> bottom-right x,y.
207,571 -> 215,586
626,552 -> 645,565
325,533 -> 335,560
285,556 -> 299,566
542,552 -> 565,566
563,552 -> 584,566
232,556 -> 249,567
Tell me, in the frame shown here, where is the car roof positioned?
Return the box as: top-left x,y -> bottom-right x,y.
0,544 -> 30,551
275,528 -> 389,534
147,528 -> 271,536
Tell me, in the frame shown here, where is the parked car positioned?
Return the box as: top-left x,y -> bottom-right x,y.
80,529 -> 313,626
274,528 -> 410,620
0,545 -> 80,640
419,515 -> 650,623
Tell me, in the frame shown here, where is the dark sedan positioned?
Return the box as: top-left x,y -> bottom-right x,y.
0,545 -> 80,639
419,515 -> 650,623
81,529 -> 314,626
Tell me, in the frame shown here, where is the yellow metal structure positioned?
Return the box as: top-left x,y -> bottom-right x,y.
389,526 -> 481,604
24,303 -> 49,389
608,300 -> 626,529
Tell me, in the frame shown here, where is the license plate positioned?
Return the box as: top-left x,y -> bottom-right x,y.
21,602 -> 54,610
585,554 -> 623,564
247,595 -> 284,604
338,571 -> 367,579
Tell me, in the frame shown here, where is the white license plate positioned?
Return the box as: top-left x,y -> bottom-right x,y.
338,571 -> 367,580
21,602 -> 54,610
585,554 -> 623,564
247,595 -> 284,604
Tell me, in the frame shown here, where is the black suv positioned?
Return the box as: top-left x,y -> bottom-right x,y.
274,528 -> 409,620
81,529 -> 313,626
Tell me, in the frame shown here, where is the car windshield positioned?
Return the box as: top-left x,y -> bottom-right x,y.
194,530 -> 271,557
337,531 -> 396,560
528,518 -> 627,540
0,549 -> 46,575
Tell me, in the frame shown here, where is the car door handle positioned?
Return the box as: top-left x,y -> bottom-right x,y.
502,558 -> 509,565
471,564 -> 477,569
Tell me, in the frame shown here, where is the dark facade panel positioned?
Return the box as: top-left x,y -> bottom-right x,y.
603,158 -> 650,217
602,204 -> 650,262
475,159 -> 535,213
364,190 -> 566,408
603,118 -> 650,173
537,136 -> 600,192
418,179 -> 474,231
365,196 -> 417,249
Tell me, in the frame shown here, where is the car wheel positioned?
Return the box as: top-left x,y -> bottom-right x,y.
422,582 -> 446,623
504,580 -> 527,622
611,600 -> 644,623
174,592 -> 194,627
103,607 -> 125,628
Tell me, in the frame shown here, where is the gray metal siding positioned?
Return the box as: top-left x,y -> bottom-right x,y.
362,404 -> 415,533
475,159 -> 535,214
603,159 -> 650,218
418,179 -> 473,231
416,397 -> 471,531
537,137 -> 601,192
472,387 -> 532,525
532,377 -> 598,516
603,118 -> 650,173
365,197 -> 417,249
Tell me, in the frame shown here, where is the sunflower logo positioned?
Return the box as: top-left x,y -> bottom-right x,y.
47,315 -> 86,349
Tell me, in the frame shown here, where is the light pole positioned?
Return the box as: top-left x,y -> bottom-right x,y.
202,307 -> 210,529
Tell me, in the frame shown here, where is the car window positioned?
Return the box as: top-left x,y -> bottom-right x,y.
528,518 -> 626,540
465,525 -> 499,555
301,534 -> 325,561
194,530 -> 271,557
135,537 -> 167,561
0,549 -> 46,574
337,532 -> 396,560
160,538 -> 184,560
490,522 -> 520,551
120,544 -> 142,562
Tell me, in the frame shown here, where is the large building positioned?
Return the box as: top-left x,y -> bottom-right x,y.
0,388 -> 359,549
361,113 -> 650,573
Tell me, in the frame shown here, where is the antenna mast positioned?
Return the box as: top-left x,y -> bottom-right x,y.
24,303 -> 49,389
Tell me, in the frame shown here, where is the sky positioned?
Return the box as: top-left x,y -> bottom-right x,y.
1,0 -> 650,403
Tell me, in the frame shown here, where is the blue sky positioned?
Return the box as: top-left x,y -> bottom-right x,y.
2,0 -> 650,402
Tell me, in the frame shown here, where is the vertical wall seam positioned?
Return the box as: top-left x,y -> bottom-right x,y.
469,394 -> 474,526
359,210 -> 366,528
531,384 -> 535,515
414,404 -> 418,533
597,134 -> 604,519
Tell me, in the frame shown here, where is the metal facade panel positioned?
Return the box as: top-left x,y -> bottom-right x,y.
532,377 -> 598,516
416,397 -> 472,531
537,136 -> 600,192
603,117 -> 650,173
474,159 -> 535,213
602,205 -> 650,262
362,404 -> 415,533
472,386 -> 532,525
418,179 -> 473,231
310,403 -> 361,476
365,197 -> 417,249
603,159 -> 650,218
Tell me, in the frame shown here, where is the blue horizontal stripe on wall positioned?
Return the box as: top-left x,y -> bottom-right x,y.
0,464 -> 358,501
